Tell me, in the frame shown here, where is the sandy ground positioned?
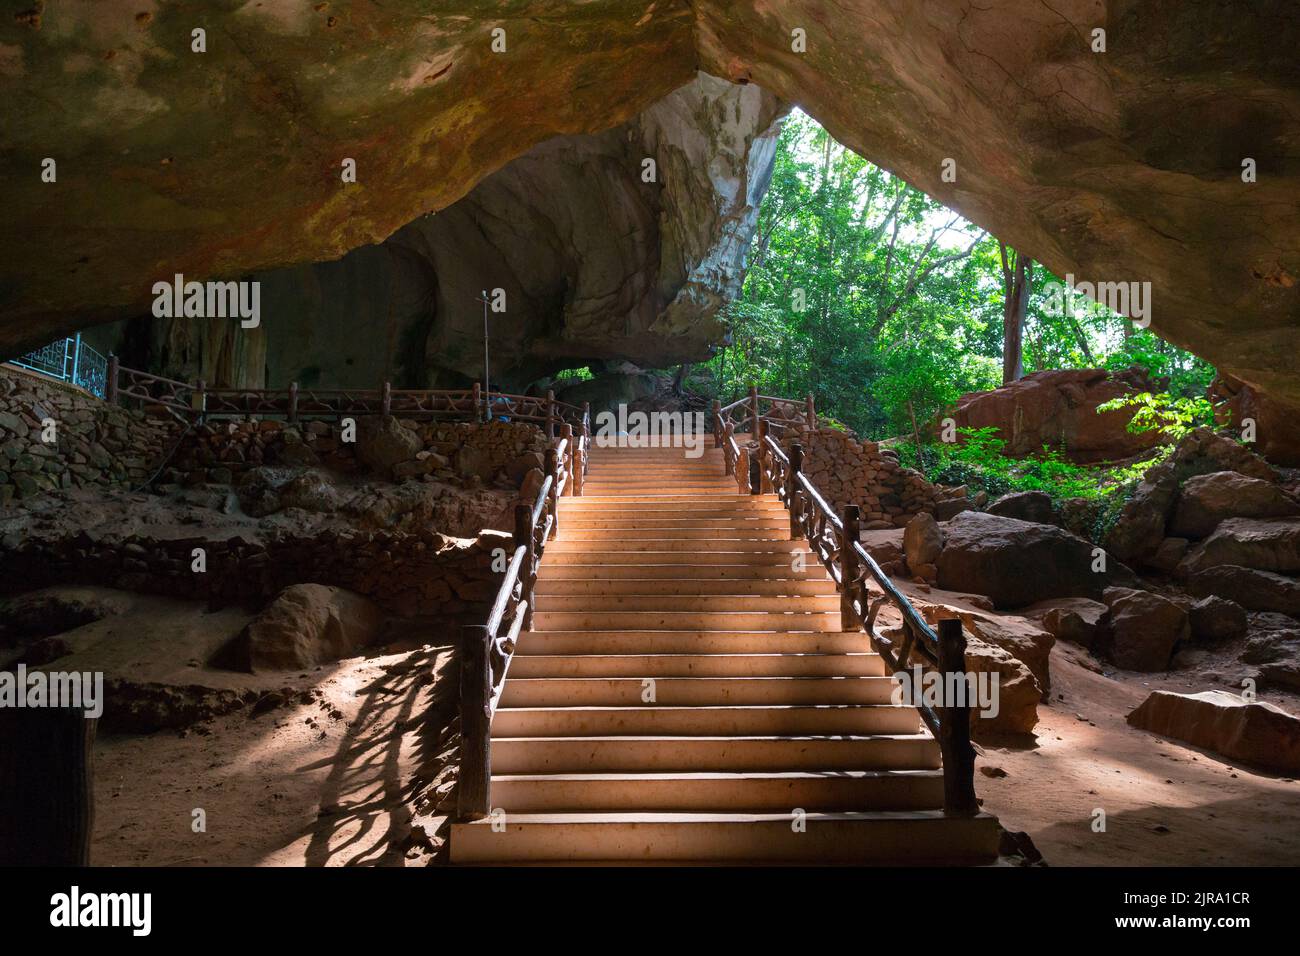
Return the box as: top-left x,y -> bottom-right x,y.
92,645 -> 458,867
978,643 -> 1300,866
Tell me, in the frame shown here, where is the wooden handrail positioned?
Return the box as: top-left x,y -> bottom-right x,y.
752,401 -> 977,816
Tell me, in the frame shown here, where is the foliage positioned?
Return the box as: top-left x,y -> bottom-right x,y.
1096,391 -> 1214,442
701,110 -> 1217,445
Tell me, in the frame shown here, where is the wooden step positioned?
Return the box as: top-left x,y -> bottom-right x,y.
533,594 -> 838,614
531,610 -> 840,630
515,631 -> 869,655
450,811 -> 1001,863
492,703 -> 919,736
507,652 -> 884,678
558,526 -> 791,541
536,563 -> 827,581
533,577 -> 836,596
487,770 -> 944,812
542,550 -> 811,566
489,734 -> 940,773
546,538 -> 804,553
497,676 -> 895,707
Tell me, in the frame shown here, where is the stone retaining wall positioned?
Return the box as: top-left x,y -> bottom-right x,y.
786,426 -> 964,529
0,366 -> 179,506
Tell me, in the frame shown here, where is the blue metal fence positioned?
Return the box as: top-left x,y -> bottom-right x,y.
8,334 -> 109,398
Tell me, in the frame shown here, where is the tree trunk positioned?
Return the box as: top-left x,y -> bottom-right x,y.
1000,242 -> 1032,384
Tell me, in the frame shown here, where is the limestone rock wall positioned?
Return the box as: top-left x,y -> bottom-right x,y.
3,3 -> 1297,409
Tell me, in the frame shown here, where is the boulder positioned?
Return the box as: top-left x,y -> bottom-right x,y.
357,417 -> 422,478
986,490 -> 1056,524
914,602 -> 1054,697
1169,471 -> 1299,538
1188,565 -> 1300,615
903,512 -> 943,571
964,638 -> 1042,737
935,511 -> 1133,609
519,468 -> 545,501
1208,374 -> 1300,467
945,368 -> 1165,463
236,584 -> 385,672
1020,597 -> 1109,651
1106,428 -> 1279,564
1148,537 -> 1190,574
1126,690 -> 1300,774
1102,587 -> 1188,671
1181,517 -> 1300,574
1188,596 -> 1248,643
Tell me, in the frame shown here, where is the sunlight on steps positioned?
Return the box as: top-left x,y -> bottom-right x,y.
450,444 -> 1000,864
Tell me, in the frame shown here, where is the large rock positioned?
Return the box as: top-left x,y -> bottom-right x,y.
1126,690 -> 1300,775
964,639 -> 1042,737
902,512 -> 943,572
237,585 -> 385,672
1169,471 -> 1299,539
946,368 -> 1165,463
915,602 -> 1054,698
3,5 -> 1298,411
357,418 -> 423,478
1188,565 -> 1300,616
1181,517 -> 1300,574
935,511 -> 1131,610
986,490 -> 1056,524
1020,597 -> 1109,651
1209,374 -> 1300,467
1188,596 -> 1248,643
1106,429 -> 1280,564
1102,587 -> 1188,672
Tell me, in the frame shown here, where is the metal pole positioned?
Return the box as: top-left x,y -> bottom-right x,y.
480,290 -> 490,422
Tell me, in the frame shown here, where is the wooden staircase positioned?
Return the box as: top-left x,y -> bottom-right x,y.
450,443 -> 1001,863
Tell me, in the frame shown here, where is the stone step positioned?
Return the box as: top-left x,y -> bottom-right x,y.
450,811 -> 1001,864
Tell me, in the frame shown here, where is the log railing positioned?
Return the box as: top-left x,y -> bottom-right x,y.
720,386 -> 978,816
106,360 -> 591,433
457,427 -> 578,820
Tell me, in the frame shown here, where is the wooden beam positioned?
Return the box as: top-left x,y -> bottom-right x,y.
456,625 -> 492,821
937,618 -> 979,817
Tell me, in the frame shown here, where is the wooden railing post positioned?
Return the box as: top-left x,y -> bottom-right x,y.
287,381 -> 299,424
473,382 -> 482,422
381,381 -> 392,417
712,400 -> 722,447
937,618 -> 978,816
806,393 -> 816,430
748,452 -> 761,496
756,418 -> 771,493
545,447 -> 559,539
749,384 -> 759,437
105,355 -> 119,405
545,389 -> 556,439
561,424 -> 575,495
456,625 -> 492,821
724,423 -> 735,476
788,443 -> 803,540
839,505 -> 860,632
514,503 -> 535,631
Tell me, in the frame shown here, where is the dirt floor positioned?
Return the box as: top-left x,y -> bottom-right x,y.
93,643 -> 458,867
86,634 -> 1300,867
978,643 -> 1300,866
